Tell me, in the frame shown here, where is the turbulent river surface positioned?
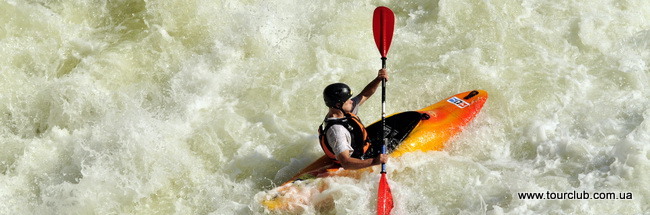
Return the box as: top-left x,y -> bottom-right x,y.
1,0 -> 649,214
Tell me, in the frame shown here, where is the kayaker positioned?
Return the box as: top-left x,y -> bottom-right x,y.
319,69 -> 389,170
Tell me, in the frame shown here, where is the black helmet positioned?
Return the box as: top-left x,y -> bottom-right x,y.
323,83 -> 353,108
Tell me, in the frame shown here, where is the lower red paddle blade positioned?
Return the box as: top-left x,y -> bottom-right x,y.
377,173 -> 394,215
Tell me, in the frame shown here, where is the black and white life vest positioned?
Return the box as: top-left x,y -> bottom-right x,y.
318,112 -> 370,162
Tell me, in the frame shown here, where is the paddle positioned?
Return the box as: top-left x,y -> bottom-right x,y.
373,6 -> 395,215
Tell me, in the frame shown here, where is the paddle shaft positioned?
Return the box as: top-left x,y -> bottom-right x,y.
381,57 -> 387,173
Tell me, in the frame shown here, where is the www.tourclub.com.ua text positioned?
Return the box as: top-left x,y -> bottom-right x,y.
518,191 -> 633,200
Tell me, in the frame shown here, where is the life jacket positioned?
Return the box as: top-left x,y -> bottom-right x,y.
318,112 -> 370,163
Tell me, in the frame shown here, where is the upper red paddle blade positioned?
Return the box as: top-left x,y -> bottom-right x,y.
373,6 -> 395,58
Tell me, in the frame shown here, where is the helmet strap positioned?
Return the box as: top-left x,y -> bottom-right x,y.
332,102 -> 348,115
337,107 -> 346,114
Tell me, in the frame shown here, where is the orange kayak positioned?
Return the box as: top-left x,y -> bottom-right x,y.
261,90 -> 488,211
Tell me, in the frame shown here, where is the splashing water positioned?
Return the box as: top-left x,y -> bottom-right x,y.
1,0 -> 649,214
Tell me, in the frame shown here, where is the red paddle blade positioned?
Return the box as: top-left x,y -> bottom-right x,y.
373,6 -> 395,58
377,173 -> 394,215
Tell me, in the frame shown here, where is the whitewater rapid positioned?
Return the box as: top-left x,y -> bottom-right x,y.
1,0 -> 649,214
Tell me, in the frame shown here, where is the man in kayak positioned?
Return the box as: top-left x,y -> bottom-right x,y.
319,69 -> 389,170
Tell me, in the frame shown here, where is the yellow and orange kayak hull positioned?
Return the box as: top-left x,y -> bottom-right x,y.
261,90 -> 488,211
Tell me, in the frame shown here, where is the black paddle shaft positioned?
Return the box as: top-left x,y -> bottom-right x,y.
381,57 -> 387,173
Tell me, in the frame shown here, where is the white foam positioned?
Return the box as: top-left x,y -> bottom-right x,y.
1,0 -> 649,214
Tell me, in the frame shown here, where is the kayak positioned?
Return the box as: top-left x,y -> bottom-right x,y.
260,90 -> 488,211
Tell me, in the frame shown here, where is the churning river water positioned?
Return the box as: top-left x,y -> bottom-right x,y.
1,0 -> 649,214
